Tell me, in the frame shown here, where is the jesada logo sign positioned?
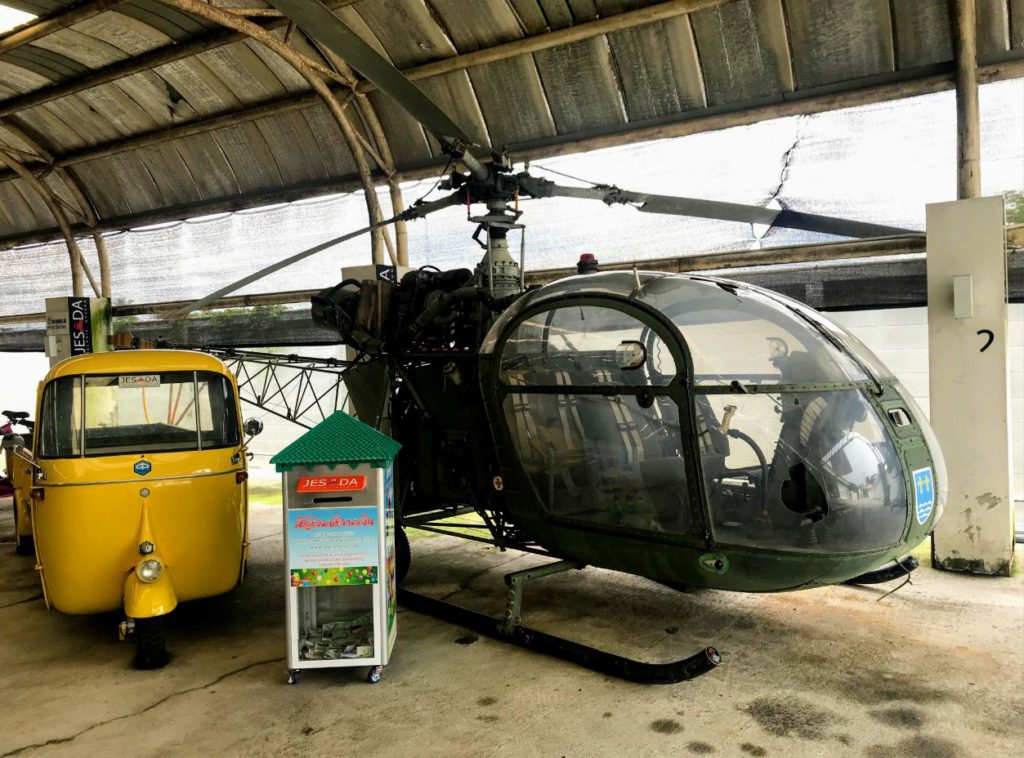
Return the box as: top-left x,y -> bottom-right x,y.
68,298 -> 91,355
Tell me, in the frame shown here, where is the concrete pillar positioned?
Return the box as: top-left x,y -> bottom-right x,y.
927,196 -> 1013,575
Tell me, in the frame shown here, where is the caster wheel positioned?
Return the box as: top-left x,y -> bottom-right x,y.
287,670 -> 300,685
367,666 -> 382,684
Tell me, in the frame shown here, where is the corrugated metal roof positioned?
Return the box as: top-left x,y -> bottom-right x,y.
0,0 -> 1020,252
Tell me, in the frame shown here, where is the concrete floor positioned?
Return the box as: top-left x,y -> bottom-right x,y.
0,497 -> 1021,758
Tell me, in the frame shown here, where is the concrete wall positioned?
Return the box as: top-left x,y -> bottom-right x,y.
830,303 -> 1023,500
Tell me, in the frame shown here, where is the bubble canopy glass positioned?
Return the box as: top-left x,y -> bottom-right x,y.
482,272 -> 885,388
483,272 -> 916,555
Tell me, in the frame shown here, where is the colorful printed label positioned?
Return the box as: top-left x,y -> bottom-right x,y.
287,506 -> 378,572
290,566 -> 377,586
384,464 -> 396,654
913,467 -> 935,525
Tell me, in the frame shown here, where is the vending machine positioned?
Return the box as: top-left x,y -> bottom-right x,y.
271,412 -> 401,685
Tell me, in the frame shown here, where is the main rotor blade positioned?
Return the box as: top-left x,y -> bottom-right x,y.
166,193 -> 461,319
267,0 -> 471,149
538,183 -> 913,238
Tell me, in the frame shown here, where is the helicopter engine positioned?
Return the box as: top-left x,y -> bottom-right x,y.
311,258 -> 526,519
311,267 -> 482,354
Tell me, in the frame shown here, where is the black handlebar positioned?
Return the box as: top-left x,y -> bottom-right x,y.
2,411 -> 33,430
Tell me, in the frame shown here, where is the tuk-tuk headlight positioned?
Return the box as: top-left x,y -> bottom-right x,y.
137,559 -> 163,583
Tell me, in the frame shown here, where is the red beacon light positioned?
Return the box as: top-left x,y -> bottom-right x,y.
576,253 -> 599,275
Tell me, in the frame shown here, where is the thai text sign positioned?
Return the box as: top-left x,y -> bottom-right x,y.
287,507 -> 378,575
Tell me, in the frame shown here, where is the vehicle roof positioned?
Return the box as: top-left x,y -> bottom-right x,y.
44,350 -> 231,381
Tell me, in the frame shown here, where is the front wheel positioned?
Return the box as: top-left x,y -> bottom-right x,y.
133,617 -> 170,670
13,501 -> 33,557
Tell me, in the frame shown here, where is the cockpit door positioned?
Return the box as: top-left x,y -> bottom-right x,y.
492,297 -> 704,541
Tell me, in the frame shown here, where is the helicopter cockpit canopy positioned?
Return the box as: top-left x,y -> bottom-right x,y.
483,272 -> 942,557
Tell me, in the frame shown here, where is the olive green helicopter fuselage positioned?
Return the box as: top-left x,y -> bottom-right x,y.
315,268 -> 945,594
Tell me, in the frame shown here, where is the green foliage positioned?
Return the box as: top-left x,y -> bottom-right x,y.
111,315 -> 139,332
1005,190 -> 1024,225
187,304 -> 286,323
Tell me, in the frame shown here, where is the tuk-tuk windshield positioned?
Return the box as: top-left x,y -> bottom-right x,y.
37,371 -> 240,458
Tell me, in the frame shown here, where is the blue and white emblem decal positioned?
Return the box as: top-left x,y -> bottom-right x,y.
912,467 -> 934,525
134,460 -> 152,477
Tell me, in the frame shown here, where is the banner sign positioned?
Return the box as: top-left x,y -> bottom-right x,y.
296,475 -> 366,493
67,298 -> 92,356
286,507 -> 378,583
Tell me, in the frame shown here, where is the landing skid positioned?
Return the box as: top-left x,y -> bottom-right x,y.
844,555 -> 919,585
398,559 -> 721,684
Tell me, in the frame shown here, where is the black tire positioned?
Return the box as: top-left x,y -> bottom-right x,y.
236,556 -> 248,587
13,501 -> 33,557
133,617 -> 170,670
395,526 -> 411,585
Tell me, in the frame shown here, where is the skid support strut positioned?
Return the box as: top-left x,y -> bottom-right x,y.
399,559 -> 721,684
501,559 -> 581,635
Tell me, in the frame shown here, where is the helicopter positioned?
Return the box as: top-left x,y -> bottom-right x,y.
171,1 -> 947,681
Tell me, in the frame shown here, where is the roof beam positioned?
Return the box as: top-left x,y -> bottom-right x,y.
524,235 -> 929,285
0,0 -> 360,119
3,228 -> 1021,328
0,234 -> 931,324
0,0 -> 728,120
1,54 -> 1022,194
0,171 -> 370,247
58,90 -> 325,166
353,0 -> 732,94
0,0 -> 125,57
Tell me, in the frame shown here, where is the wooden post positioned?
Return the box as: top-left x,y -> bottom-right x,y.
951,0 -> 981,199
0,149 -> 95,296
0,119 -> 111,297
160,0 -> 386,263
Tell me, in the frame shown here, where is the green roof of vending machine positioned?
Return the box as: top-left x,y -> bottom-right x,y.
270,411 -> 402,471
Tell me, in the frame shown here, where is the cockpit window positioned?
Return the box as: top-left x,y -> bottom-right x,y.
482,273 -> 878,388
697,390 -> 907,552
769,293 -> 894,380
500,305 -> 676,386
499,304 -> 693,537
634,276 -> 868,386
503,392 -> 694,536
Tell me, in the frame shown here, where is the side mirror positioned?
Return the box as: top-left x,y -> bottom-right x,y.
243,418 -> 264,438
2,433 -> 25,451
3,434 -> 41,476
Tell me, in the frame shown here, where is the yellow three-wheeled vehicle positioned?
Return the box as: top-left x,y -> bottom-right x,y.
3,350 -> 261,668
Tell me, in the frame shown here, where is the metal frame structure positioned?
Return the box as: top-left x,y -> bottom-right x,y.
203,348 -> 353,429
